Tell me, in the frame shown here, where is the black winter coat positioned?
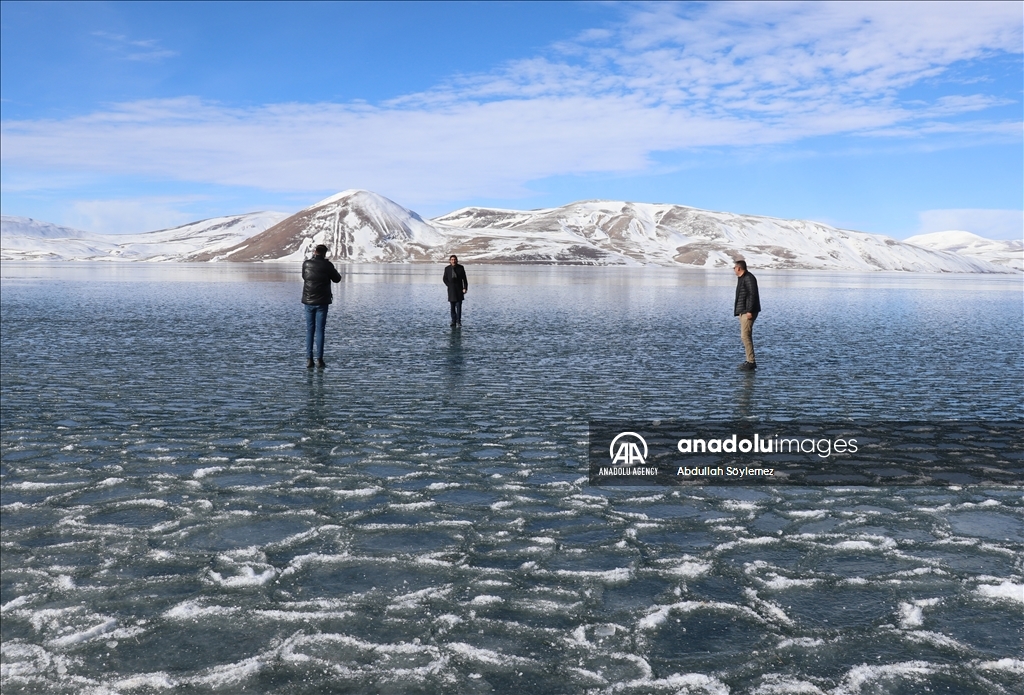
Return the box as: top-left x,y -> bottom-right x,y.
301,257 -> 342,305
734,271 -> 761,317
443,264 -> 468,303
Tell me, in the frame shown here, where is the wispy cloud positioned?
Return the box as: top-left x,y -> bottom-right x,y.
66,196 -> 206,235
3,2 -> 1019,206
93,31 -> 178,62
430,2 -> 1021,126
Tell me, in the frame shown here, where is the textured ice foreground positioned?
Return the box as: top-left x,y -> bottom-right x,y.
1,263 -> 1021,694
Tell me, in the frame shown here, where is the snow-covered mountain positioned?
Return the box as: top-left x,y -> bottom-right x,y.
1,212 -> 289,262
203,190 -> 444,262
1,217 -> 100,240
211,192 -> 1011,272
2,193 -> 1018,273
432,201 -> 1008,272
904,231 -> 1023,272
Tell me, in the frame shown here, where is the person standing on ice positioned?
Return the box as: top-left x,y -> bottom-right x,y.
733,259 -> 761,371
301,244 -> 342,369
443,255 -> 468,327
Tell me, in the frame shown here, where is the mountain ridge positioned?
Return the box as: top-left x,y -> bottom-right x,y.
903,231 -> 1023,271
2,212 -> 289,262
2,192 -> 1019,273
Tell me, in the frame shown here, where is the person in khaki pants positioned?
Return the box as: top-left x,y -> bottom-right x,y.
733,260 -> 761,371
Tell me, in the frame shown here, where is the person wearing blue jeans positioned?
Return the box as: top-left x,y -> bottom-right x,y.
301,244 -> 342,368
304,304 -> 329,365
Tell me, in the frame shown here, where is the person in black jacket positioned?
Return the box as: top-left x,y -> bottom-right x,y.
301,244 -> 342,369
443,255 -> 468,327
733,260 -> 761,371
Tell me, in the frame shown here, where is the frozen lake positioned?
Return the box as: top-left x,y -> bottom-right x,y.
2,262 -> 1022,694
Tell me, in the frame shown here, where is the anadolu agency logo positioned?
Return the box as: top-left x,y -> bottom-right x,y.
610,432 -> 648,465
600,432 -> 658,476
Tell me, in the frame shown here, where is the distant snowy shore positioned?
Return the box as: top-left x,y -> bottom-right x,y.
3,191 -> 1020,272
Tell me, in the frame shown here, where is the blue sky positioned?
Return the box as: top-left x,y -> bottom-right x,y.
1,1 -> 1021,238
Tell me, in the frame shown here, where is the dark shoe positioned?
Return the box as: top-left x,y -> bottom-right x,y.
456,321 -> 462,327
317,358 -> 326,369
450,322 -> 456,327
738,361 -> 757,371
306,358 -> 315,369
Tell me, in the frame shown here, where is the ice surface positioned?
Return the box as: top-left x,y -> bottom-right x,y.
1,263 -> 1021,693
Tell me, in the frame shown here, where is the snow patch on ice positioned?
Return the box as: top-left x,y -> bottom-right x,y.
976,658 -> 1024,674
836,661 -> 937,695
447,642 -> 531,666
753,674 -> 826,694
904,630 -> 969,651
897,598 -> 941,628
976,580 -> 1023,604
550,567 -> 632,584
334,486 -> 382,498
111,672 -> 177,689
664,558 -> 712,578
193,466 -> 224,479
778,637 -> 826,649
47,617 -> 117,647
163,600 -> 240,620
715,536 -> 778,552
786,510 -> 828,519
638,600 -> 762,630
208,566 -> 277,588
834,540 -> 876,551
469,595 -> 503,606
763,574 -> 820,590
1,595 -> 32,613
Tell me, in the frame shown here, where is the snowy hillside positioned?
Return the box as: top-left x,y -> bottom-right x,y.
433,201 -> 1007,272
207,190 -> 444,262
216,193 -> 1009,272
1,217 -> 109,260
904,231 -> 1023,271
1,212 -> 289,262
1,217 -> 99,240
3,194 -> 1018,273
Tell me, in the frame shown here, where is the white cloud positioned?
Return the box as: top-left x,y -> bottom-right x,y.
918,209 -> 1023,240
66,197 -> 203,235
0,96 -> 772,203
2,2 -> 1020,206
93,31 -> 178,62
446,2 -> 1021,109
